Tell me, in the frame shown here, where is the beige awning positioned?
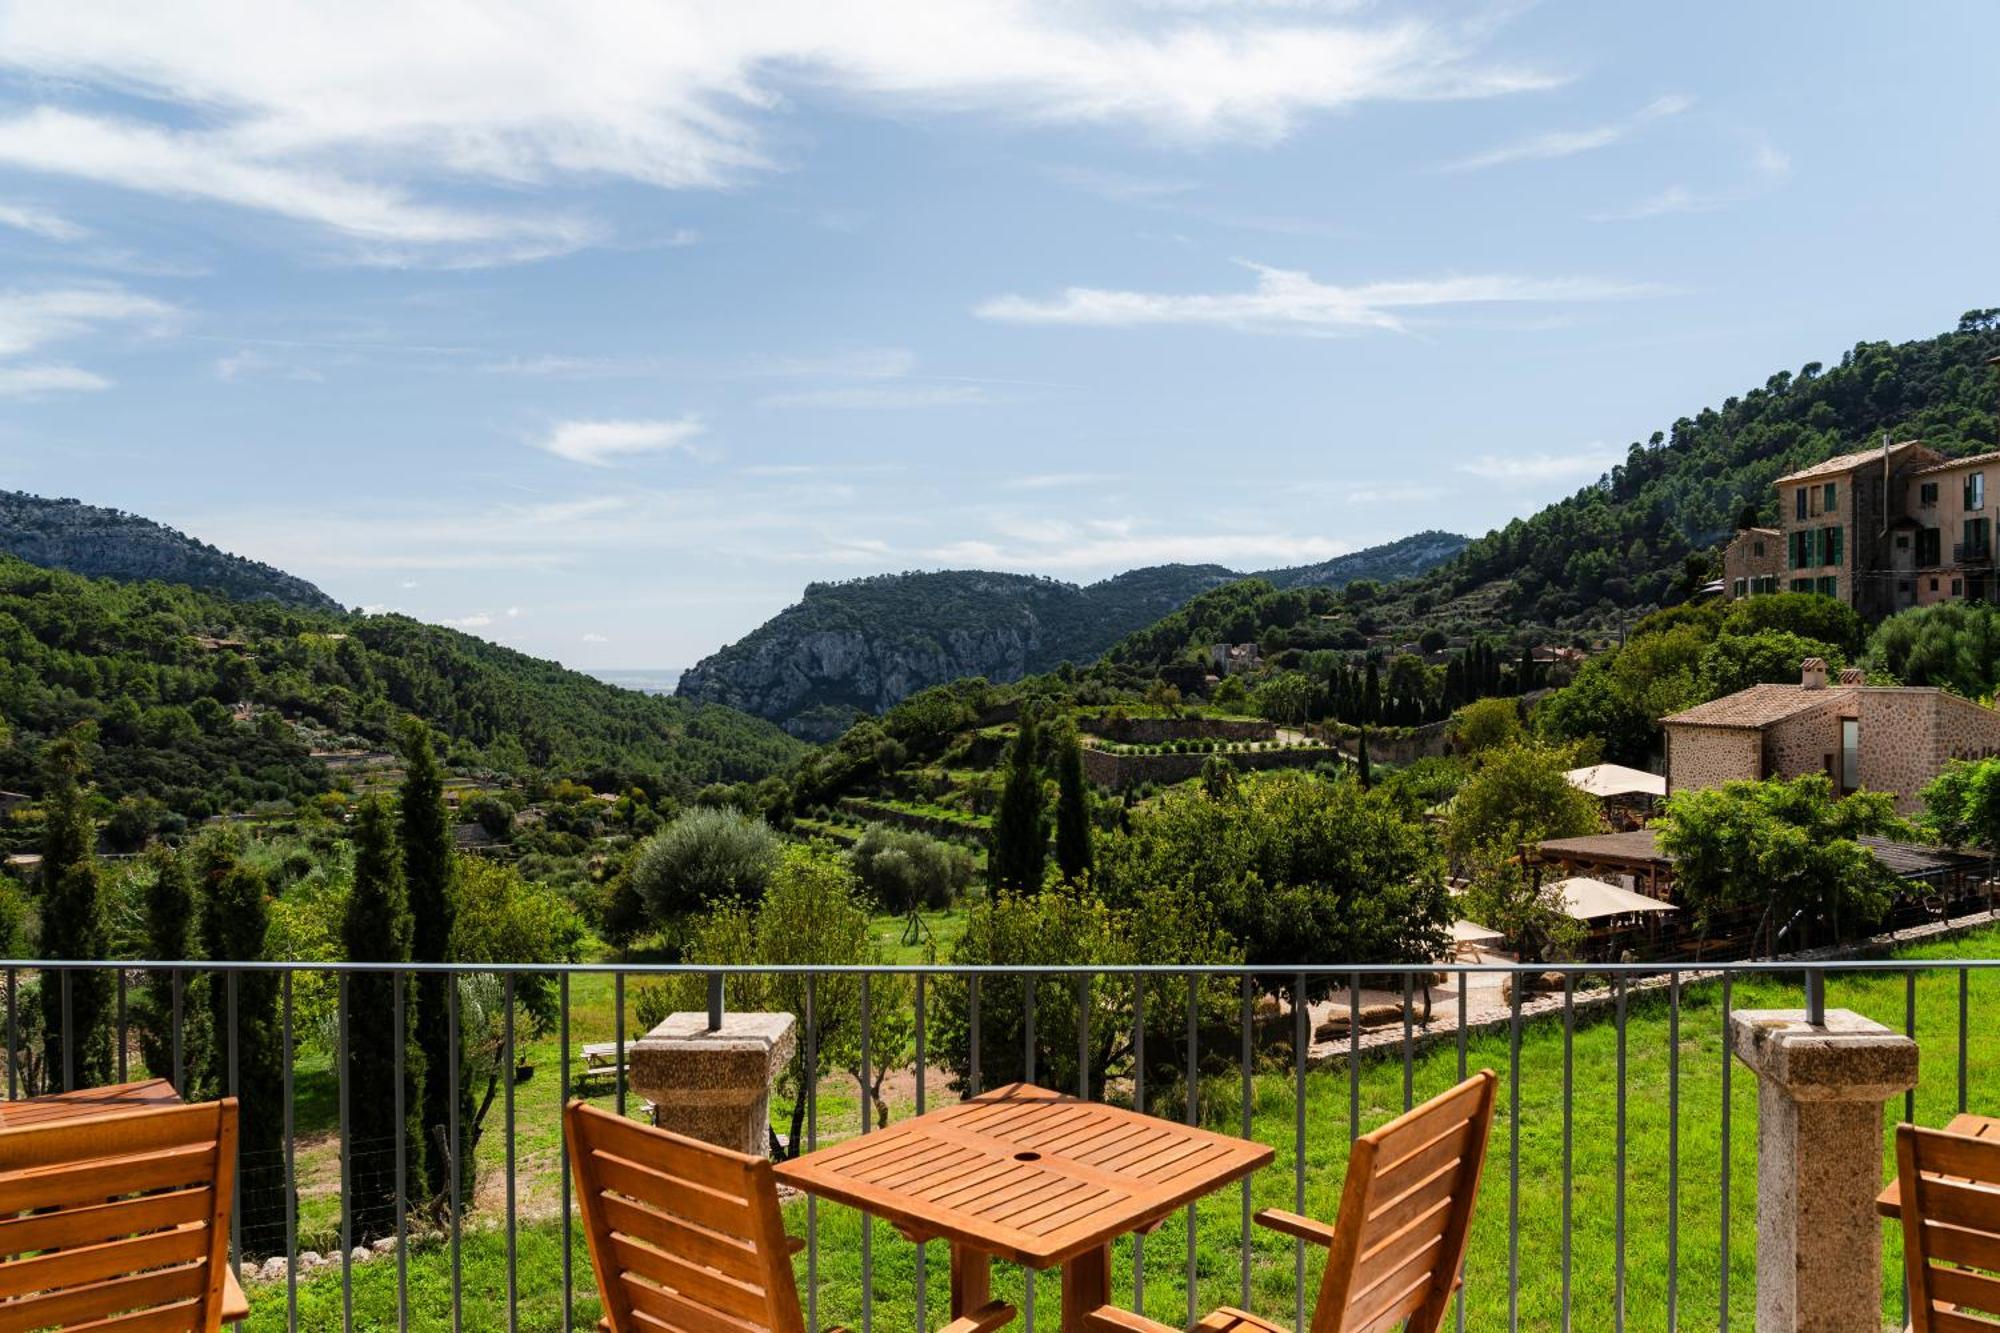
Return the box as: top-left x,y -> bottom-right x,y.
1564,763 -> 1667,799
1551,876 -> 1678,922
1450,919 -> 1506,947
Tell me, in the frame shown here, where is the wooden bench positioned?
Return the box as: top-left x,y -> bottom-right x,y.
576,1042 -> 626,1090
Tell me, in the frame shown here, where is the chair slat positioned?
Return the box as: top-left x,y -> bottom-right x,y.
608,1232 -> 770,1324
618,1269 -> 765,1333
0,1264 -> 203,1333
1927,1265 -> 2000,1317
1898,1122 -> 2000,1333
587,1151 -> 759,1239
0,1144 -> 215,1218
595,1194 -> 763,1286
1925,1218 -> 2000,1274
0,1186 -> 212,1259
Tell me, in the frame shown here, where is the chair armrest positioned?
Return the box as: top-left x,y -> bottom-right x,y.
784,1234 -> 807,1255
939,1301 -> 1018,1333
1253,1208 -> 1337,1247
1081,1307 -> 1178,1333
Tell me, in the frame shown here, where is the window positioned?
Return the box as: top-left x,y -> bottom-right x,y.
1823,525 -> 1843,567
1896,534 -> 1910,550
1920,481 -> 1940,506
1954,578 -> 1965,596
1966,516 -> 1991,558
1791,577 -> 1815,594
1841,718 -> 1859,793
1918,527 -> 1942,567
1732,577 -> 1747,598
1817,575 -> 1838,596
1752,539 -> 1765,557
1967,471 -> 1986,512
1823,481 -> 1838,512
1796,487 -> 1809,521
1758,576 -> 1778,594
1932,578 -> 1941,592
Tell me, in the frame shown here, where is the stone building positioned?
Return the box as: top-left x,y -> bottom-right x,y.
1660,658 -> 2000,812
1721,526 -> 1781,600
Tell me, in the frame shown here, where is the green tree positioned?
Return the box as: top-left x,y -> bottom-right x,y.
136,845 -> 199,1085
398,718 -> 462,1204
1722,592 -> 1866,656
1444,741 -> 1602,869
343,796 -> 425,1240
1252,672 -> 1314,728
1867,601 -> 2000,699
989,710 -> 1046,892
629,807 -> 781,923
1053,730 -> 1094,884
1658,774 -> 1903,949
1697,631 -> 1842,698
1448,697 -> 1524,757
850,825 -> 975,913
36,734 -> 112,1090
196,837 -> 290,1251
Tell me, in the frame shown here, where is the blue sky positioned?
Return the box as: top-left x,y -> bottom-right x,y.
0,2 -> 1994,669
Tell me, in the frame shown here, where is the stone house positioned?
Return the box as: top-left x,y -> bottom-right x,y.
1206,643 -> 1261,675
1766,440 -> 1943,618
1660,658 -> 2000,812
1721,526 -> 1781,600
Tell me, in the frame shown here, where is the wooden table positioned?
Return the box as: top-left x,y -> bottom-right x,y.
774,1082 -> 1274,1332
1,1078 -> 249,1322
1876,1112 -> 2000,1219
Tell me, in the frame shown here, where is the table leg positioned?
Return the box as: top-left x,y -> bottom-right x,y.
950,1244 -> 991,1319
1060,1244 -> 1111,1331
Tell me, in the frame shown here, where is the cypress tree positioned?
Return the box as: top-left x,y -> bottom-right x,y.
197,839 -> 289,1251
989,710 -> 1046,893
399,719 -> 465,1203
344,796 -> 425,1240
1518,645 -> 1538,694
1357,726 -> 1372,789
137,845 -> 199,1086
1362,660 -> 1382,725
37,734 -> 112,1091
1053,731 -> 1093,884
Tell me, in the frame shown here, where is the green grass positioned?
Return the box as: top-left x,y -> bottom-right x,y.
248,928 -> 2000,1330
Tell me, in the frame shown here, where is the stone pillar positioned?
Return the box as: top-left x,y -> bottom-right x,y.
628,1012 -> 796,1157
1729,1009 -> 1918,1333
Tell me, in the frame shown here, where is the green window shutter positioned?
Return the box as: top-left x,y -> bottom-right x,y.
1830,526 -> 1843,566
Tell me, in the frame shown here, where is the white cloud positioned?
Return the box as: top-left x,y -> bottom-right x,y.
442,612 -> 495,628
1442,93 -> 1692,171
505,606 -> 522,618
0,363 -> 109,396
535,417 -> 706,467
761,384 -> 988,409
1588,128 -> 1792,222
0,201 -> 85,241
0,1 -> 1554,262
214,348 -> 326,382
580,632 -> 609,644
978,261 -> 1661,335
1344,484 -> 1445,505
1005,472 -> 1126,490
1456,448 -> 1616,484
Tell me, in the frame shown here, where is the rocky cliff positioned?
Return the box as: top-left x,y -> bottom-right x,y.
0,490 -> 341,611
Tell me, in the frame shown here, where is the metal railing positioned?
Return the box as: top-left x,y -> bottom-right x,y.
3,952 -> 1996,1331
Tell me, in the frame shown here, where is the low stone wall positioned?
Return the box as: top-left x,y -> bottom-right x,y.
1080,744 -> 1339,791
1083,715 -> 1277,744
836,797 -> 984,843
1312,719 -> 1452,765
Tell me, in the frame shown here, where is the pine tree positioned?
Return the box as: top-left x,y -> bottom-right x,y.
399,719 -> 466,1203
37,735 -> 112,1091
989,710 -> 1046,893
137,845 -> 199,1085
1053,731 -> 1093,884
344,796 -> 425,1240
197,838 -> 290,1251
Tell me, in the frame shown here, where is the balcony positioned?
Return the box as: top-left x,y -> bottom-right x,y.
4,953 -> 1996,1331
1955,542 -> 1994,565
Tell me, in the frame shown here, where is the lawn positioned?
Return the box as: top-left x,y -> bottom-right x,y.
244,927 -> 1999,1331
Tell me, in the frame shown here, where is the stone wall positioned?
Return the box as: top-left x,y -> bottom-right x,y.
1082,715 -> 1276,743
1080,744 -> 1338,791
1664,724 -> 1765,795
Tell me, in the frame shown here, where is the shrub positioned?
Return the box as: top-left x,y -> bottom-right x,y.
629,807 -> 781,924
850,825 -> 976,912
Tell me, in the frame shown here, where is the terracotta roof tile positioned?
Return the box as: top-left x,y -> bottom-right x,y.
1659,683 -> 1854,729
1773,440 -> 1929,484
1913,450 -> 2000,477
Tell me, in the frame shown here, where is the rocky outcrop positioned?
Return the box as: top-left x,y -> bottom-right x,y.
0,490 -> 340,610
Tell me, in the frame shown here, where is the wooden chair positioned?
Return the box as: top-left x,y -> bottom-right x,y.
1086,1071 -> 1498,1333
1895,1122 -> 2000,1331
565,1101 -> 1015,1333
0,1097 -> 239,1331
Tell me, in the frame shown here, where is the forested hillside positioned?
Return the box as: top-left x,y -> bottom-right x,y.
1414,314 -> 2000,629
0,556 -> 804,818
0,490 -> 341,610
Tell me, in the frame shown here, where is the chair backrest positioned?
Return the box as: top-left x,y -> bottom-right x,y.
0,1097 -> 238,1331
1311,1070 -> 1498,1333
1897,1123 -> 2000,1330
566,1100 -> 806,1333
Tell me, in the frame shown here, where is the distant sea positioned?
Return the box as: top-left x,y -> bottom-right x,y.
586,668 -> 683,696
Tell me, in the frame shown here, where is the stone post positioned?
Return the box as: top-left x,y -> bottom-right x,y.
1728,1009 -> 1918,1333
628,1012 -> 796,1157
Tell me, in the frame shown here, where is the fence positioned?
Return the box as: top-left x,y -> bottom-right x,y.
4,954 -> 1995,1331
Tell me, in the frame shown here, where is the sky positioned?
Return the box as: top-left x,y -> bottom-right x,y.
0,2 -> 1996,671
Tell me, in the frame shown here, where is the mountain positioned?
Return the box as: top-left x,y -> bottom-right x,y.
0,554 -> 804,819
0,489 -> 341,611
676,532 -> 1469,737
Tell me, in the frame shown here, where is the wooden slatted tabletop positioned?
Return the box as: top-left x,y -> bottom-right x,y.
775,1082 -> 1274,1331
1878,1112 -> 2000,1219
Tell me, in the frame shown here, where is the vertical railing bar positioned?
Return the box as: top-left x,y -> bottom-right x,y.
116,968 -> 127,1084
1905,967 -> 1916,1329
1507,969 -> 1521,1333
860,973 -> 872,1333
1185,972 -> 1198,1332
1561,973 -> 1574,1333
1455,967 -> 1467,1333
1026,972 -> 1037,1333
1959,966 -> 1970,1114
1078,974 -> 1091,1102
1614,975 -> 1627,1333
171,969 -> 184,1096
1135,975 -> 1147,1314
560,971 -> 572,1333
1294,973 -> 1306,1333
914,974 -> 928,1331
1239,974 -> 1252,1309
1400,970 -> 1413,1111
338,974 -> 353,1333
1347,972 -> 1360,1144
394,970 -> 409,1333
449,975 -> 462,1333
805,974 -> 818,1332
5,968 -> 15,1100
614,971 -> 626,1118
504,973 -> 518,1333
226,971 -> 240,1268
1720,972 -> 1732,1333
284,973 -> 297,1332
60,970 -> 73,1092
1668,971 -> 1680,1333
969,975 -> 981,1097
